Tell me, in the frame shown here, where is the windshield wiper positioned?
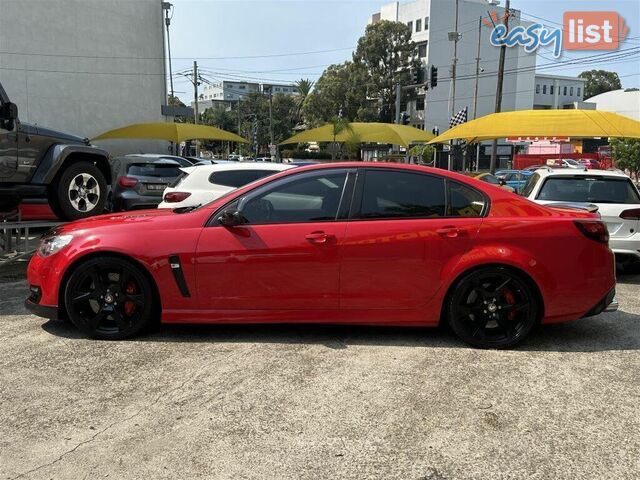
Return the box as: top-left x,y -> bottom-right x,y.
173,204 -> 201,214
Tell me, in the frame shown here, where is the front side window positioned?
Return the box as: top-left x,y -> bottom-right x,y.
357,170 -> 445,219
239,171 -> 348,224
210,169 -> 278,188
537,177 -> 640,204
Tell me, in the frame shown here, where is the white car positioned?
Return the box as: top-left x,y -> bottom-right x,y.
158,163 -> 293,209
522,167 -> 640,268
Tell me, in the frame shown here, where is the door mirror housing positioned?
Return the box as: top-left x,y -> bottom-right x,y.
0,102 -> 18,121
218,209 -> 244,227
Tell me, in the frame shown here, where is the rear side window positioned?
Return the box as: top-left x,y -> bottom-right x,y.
537,177 -> 640,204
357,170 -> 446,219
126,163 -> 182,178
520,172 -> 540,197
210,170 -> 277,188
449,182 -> 485,216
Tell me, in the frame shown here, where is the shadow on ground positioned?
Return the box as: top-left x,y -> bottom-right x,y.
41,307 -> 640,353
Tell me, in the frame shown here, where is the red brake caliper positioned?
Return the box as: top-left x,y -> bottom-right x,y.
503,289 -> 516,320
124,281 -> 137,316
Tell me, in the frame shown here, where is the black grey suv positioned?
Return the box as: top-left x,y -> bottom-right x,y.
0,82 -> 111,220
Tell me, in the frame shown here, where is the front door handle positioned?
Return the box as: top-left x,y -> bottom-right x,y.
305,231 -> 334,244
436,226 -> 465,238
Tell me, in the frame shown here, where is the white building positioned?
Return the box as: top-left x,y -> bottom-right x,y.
0,0 -> 167,147
261,83 -> 299,96
370,0 -> 537,132
200,81 -> 260,102
533,74 -> 586,109
584,89 -> 640,120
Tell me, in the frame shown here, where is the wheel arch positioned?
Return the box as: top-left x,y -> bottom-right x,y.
438,262 -> 545,327
33,144 -> 112,185
57,251 -> 161,320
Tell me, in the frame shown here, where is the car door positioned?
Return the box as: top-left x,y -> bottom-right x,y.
340,169 -> 485,310
0,111 -> 18,180
195,168 -> 354,311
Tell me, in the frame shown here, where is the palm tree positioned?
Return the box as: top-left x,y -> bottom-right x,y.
294,78 -> 314,125
328,115 -> 353,160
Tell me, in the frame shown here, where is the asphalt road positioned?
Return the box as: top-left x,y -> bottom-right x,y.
1,262 -> 639,480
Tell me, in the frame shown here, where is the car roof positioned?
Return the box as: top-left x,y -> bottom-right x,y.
180,162 -> 294,175
532,168 -> 628,178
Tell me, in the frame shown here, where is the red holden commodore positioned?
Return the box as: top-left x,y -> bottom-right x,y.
26,162 -> 617,348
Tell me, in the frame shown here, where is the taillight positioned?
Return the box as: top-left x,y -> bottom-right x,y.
620,208 -> 640,220
163,191 -> 191,203
574,220 -> 609,244
118,176 -> 138,188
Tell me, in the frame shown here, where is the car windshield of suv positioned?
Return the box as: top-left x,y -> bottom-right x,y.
537,176 -> 640,204
127,163 -> 182,178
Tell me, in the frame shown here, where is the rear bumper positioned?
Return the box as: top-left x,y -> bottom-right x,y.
610,236 -> 640,261
112,193 -> 162,212
582,287 -> 617,318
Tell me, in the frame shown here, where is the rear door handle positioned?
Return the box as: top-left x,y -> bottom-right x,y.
305,231 -> 334,244
436,226 -> 465,238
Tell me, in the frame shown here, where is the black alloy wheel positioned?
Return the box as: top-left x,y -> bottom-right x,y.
447,267 -> 539,348
64,257 -> 155,340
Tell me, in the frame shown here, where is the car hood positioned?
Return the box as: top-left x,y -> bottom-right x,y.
19,122 -> 88,144
54,208 -> 182,235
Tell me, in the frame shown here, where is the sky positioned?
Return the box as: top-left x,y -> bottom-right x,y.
168,0 -> 640,103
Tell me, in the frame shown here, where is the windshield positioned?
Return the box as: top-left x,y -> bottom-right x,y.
537,176 -> 640,204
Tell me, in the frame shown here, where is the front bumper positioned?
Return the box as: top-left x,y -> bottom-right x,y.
25,298 -> 59,320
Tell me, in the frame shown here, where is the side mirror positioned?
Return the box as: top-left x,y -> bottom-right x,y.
0,102 -> 18,121
499,178 -> 506,186
218,209 -> 244,227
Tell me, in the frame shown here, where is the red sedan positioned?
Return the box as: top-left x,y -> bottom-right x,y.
26,163 -> 617,348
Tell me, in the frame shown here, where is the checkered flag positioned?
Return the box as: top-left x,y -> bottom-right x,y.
449,106 -> 468,128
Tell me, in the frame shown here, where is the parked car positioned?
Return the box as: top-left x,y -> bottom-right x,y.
27,162 -> 616,348
522,168 -> 640,270
109,157 -> 184,212
579,159 -> 602,170
158,163 -> 293,209
495,170 -> 534,193
546,158 -> 583,169
124,154 -> 193,168
473,173 -> 515,193
0,82 -> 111,220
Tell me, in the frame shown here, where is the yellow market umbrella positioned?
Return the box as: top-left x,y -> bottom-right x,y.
92,122 -> 248,143
280,122 -> 434,147
428,110 -> 640,144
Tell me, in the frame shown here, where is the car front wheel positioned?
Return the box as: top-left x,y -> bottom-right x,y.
64,257 -> 156,340
446,267 -> 539,349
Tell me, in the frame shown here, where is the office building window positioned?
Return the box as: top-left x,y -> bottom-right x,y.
407,21 -> 413,33
550,85 -> 554,95
416,19 -> 422,32
425,16 -> 429,30
570,87 -> 574,96
536,84 -> 540,94
416,97 -> 425,111
577,87 -> 581,97
239,85 -> 246,89
564,86 -> 567,95
417,42 -> 427,58
543,85 -> 547,94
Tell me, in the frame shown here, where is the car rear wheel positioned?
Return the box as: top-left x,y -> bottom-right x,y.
64,257 -> 155,340
53,161 -> 107,220
446,267 -> 539,349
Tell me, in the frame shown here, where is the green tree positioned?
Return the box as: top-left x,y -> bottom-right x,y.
408,144 -> 435,164
353,20 -> 419,119
201,105 -> 237,133
610,138 -> 640,180
294,78 -> 314,125
578,70 -> 622,99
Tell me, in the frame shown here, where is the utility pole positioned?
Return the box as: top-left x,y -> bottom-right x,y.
267,86 -> 275,161
472,16 -> 482,120
193,60 -> 199,157
394,83 -> 401,124
449,0 -> 460,121
162,3 -> 174,101
489,0 -> 510,174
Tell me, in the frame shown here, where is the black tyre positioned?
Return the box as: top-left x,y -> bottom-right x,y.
52,161 -> 107,220
446,267 -> 539,349
64,257 -> 155,340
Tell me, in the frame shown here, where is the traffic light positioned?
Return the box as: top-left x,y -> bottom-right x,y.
401,112 -> 410,125
410,68 -> 419,85
429,65 -> 438,89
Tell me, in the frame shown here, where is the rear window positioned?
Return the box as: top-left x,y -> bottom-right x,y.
537,176 -> 640,204
210,169 -> 278,188
127,163 -> 182,178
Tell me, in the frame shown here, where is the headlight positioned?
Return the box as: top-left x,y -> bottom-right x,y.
37,234 -> 74,257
